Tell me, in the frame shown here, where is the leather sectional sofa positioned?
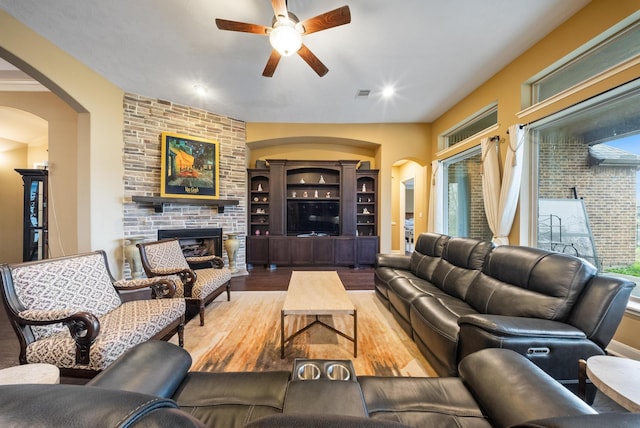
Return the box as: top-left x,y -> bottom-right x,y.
375,232 -> 635,395
0,340 -> 637,427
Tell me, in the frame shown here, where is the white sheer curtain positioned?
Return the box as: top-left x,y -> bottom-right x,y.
480,125 -> 526,245
481,136 -> 501,242
427,160 -> 443,233
494,124 -> 525,245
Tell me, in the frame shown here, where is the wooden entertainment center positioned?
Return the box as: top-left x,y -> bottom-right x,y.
247,160 -> 379,268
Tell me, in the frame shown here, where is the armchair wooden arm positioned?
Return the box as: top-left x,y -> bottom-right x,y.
113,276 -> 178,299
17,309 -> 100,365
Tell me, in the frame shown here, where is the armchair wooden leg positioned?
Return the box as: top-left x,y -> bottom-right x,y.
199,302 -> 205,326
226,281 -> 231,301
177,323 -> 185,348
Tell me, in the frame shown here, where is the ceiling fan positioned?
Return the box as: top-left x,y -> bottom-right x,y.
215,1 -> 351,77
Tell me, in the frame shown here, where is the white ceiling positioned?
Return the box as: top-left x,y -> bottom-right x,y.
0,0 -> 590,138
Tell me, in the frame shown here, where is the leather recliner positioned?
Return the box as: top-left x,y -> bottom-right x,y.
1,340 -> 638,427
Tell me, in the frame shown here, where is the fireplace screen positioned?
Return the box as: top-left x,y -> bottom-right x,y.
157,228 -> 223,258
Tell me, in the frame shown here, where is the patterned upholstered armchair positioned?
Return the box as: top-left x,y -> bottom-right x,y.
138,239 -> 232,326
0,250 -> 185,377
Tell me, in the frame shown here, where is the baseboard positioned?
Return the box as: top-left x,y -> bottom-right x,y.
606,339 -> 640,360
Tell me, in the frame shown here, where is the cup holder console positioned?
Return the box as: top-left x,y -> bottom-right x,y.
292,359 -> 356,382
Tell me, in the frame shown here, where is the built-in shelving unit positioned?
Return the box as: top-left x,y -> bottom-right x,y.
246,160 -> 379,269
356,171 -> 377,237
248,171 -> 270,236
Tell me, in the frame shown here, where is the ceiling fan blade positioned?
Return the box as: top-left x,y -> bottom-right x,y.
263,50 -> 282,77
271,0 -> 288,19
300,5 -> 351,35
297,44 -> 329,77
215,19 -> 270,35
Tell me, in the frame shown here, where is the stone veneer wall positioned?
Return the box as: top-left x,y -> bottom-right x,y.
122,93 -> 247,277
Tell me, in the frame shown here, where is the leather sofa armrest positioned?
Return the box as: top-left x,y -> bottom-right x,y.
88,340 -> 192,398
375,253 -> 411,270
458,314 -> 586,339
0,384 -> 207,428
512,413 -> 640,428
458,349 -> 596,428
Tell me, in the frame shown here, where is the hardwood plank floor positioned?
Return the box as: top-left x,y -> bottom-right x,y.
0,266 -> 375,374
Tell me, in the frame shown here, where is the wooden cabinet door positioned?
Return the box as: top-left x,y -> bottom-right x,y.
290,237 -> 314,265
269,236 -> 291,265
246,236 -> 269,266
357,236 -> 379,266
313,237 -> 335,265
334,237 -> 356,266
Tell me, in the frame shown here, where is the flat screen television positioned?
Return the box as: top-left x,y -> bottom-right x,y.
287,201 -> 340,236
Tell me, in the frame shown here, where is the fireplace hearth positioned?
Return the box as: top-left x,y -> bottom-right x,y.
157,228 -> 223,260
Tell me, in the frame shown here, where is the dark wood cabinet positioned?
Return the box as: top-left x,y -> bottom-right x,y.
246,160 -> 378,267
334,237 -> 357,266
15,169 -> 48,262
313,237 -> 335,265
246,236 -> 269,267
268,236 -> 291,266
357,236 -> 379,266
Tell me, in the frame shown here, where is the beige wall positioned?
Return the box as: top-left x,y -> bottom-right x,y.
615,313 -> 640,352
0,92 -> 78,262
0,145 -> 27,263
247,123 -> 432,252
0,10 -> 125,272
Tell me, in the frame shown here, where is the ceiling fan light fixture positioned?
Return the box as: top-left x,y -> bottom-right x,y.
269,19 -> 302,56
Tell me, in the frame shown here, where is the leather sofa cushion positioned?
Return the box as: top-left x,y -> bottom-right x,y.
359,375 -> 489,428
465,246 -> 596,320
410,295 -> 478,375
410,233 -> 449,282
431,238 -> 494,300
172,371 -> 291,427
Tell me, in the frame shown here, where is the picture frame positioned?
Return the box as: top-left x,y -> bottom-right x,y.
160,132 -> 219,199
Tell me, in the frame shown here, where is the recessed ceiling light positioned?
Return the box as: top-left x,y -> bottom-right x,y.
382,86 -> 395,98
194,84 -> 208,96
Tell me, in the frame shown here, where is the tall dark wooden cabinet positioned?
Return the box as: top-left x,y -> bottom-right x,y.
246,160 -> 378,269
15,169 -> 49,261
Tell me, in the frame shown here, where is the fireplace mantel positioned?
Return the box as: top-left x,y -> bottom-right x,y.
132,196 -> 239,213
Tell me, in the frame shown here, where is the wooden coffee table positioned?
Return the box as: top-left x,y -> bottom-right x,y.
281,271 -> 357,358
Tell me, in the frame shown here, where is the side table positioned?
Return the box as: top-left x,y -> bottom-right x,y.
0,363 -> 60,385
586,355 -> 640,412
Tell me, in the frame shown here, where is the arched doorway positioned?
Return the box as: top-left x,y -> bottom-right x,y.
391,159 -> 426,253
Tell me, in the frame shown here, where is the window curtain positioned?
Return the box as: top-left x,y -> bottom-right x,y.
481,125 -> 525,245
481,136 -> 501,242
495,124 -> 525,245
427,160 -> 443,233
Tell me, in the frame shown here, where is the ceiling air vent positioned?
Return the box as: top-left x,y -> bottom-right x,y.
356,89 -> 371,98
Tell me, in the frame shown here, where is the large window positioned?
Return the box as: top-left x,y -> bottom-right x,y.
441,104 -> 498,149
442,148 -> 492,240
528,80 -> 640,301
530,20 -> 640,104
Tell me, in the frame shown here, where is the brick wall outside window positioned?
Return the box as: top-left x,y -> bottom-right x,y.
538,137 -> 636,268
